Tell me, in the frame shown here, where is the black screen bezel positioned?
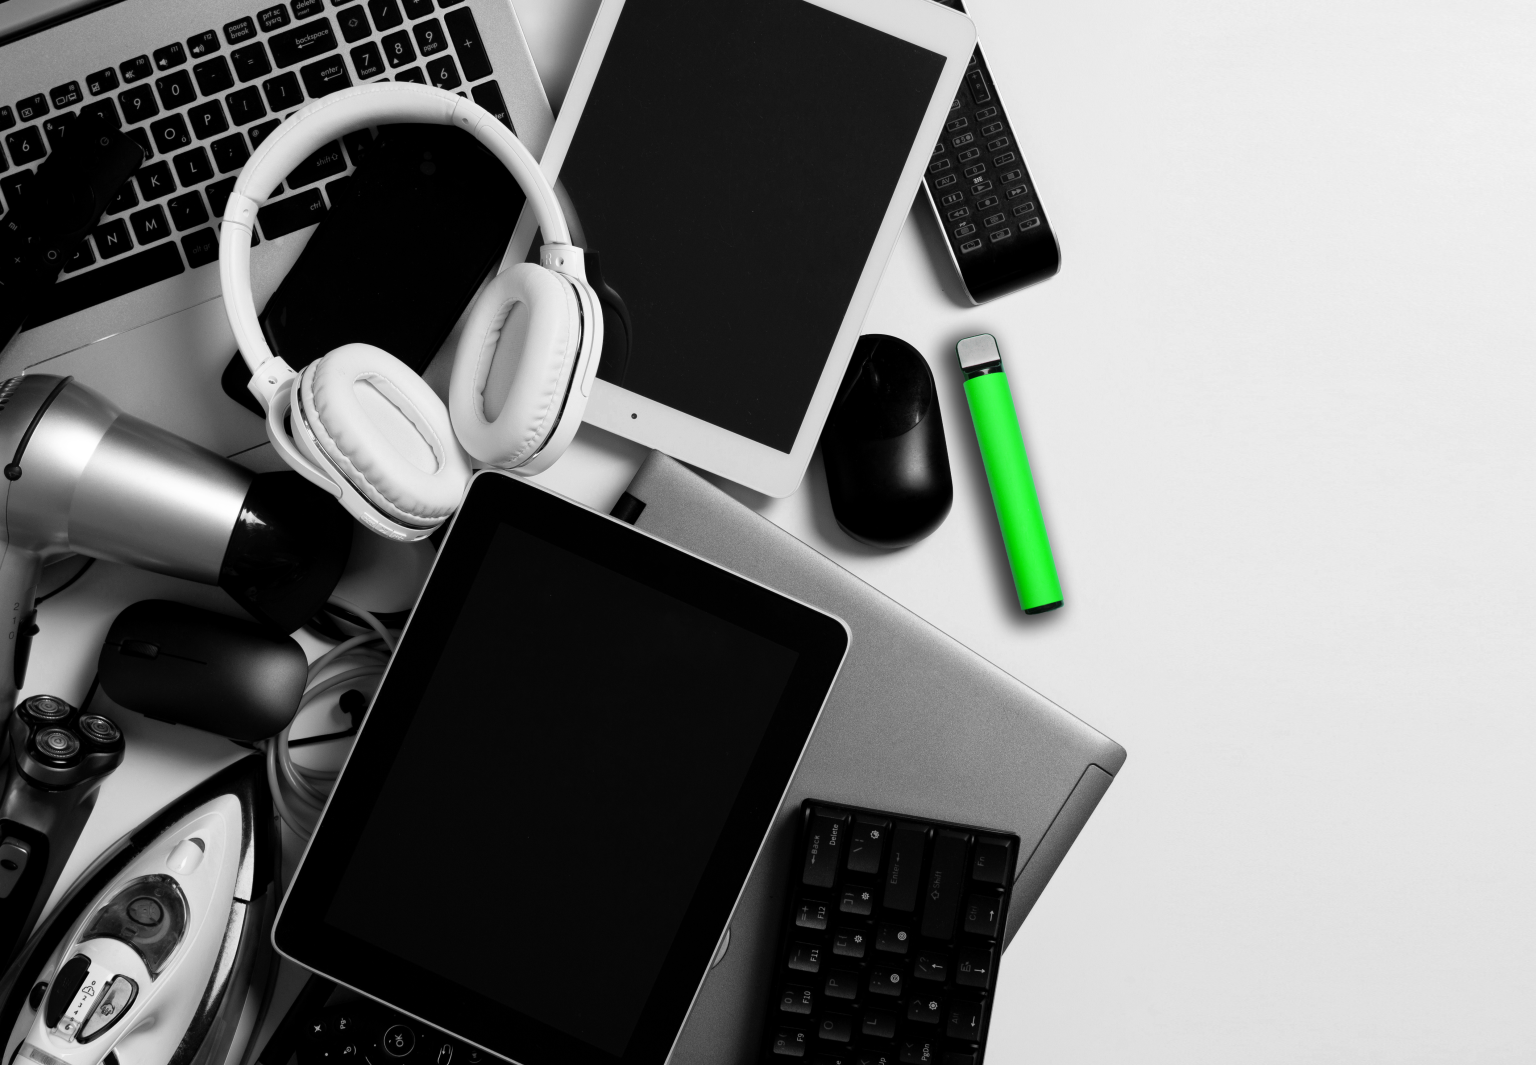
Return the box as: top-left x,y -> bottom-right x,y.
274,472 -> 848,1065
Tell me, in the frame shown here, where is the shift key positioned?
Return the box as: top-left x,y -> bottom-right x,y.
882,822 -> 930,912
920,830 -> 970,939
801,809 -> 849,889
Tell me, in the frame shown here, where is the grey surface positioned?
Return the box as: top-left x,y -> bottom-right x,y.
623,451 -> 1125,1065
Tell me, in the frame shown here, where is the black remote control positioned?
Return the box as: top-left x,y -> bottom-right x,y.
922,0 -> 1059,304
761,800 -> 1020,1065
0,112 -> 143,350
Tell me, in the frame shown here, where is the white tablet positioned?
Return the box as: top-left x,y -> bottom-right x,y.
514,0 -> 976,496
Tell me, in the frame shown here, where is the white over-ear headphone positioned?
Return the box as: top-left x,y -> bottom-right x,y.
220,82 -> 601,542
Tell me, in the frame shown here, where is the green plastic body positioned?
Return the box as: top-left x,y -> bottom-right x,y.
961,370 -> 1063,613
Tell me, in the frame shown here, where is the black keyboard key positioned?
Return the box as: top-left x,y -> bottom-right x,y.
426,55 -> 459,89
293,0 -> 324,19
189,100 -> 229,140
188,30 -> 221,58
780,985 -> 814,1015
87,68 -> 120,96
786,942 -> 822,974
795,900 -> 830,931
351,43 -> 385,79
270,19 -> 338,68
259,5 -> 292,32
5,128 -> 46,166
772,1030 -> 807,1058
816,1015 -> 852,1043
412,18 -> 445,56
248,119 -> 280,149
906,997 -> 941,1025
150,114 -> 191,153
874,923 -> 910,955
381,29 -> 414,67
920,831 -> 969,941
944,1054 -> 978,1065
156,71 -> 196,110
861,1011 -> 896,1040
92,217 -> 132,258
340,129 -> 374,167
63,240 -> 94,272
802,810 -> 849,889
0,107 -> 13,132
831,928 -> 866,958
226,17 -> 258,44
173,147 -> 213,186
118,85 -> 159,124
970,839 -> 1010,885
324,174 -> 353,205
167,191 -> 208,230
259,187 -> 325,238
368,0 -> 403,31
194,57 -> 235,95
945,1000 -> 981,1042
42,114 -> 74,151
264,72 -> 304,111
953,947 -> 993,990
899,1039 -> 936,1065
81,100 -> 122,131
2,172 -> 34,207
135,160 -> 175,200
211,133 -> 250,173
301,56 -> 352,97
393,67 -> 425,84
337,5 -> 371,42
153,43 -> 188,70
31,238 -> 182,327
961,894 -> 1000,938
16,94 -> 48,123
402,0 -> 432,16
286,140 -> 344,186
839,884 -> 873,916
444,8 -> 491,81
50,82 -> 83,109
867,967 -> 902,998
469,81 -> 510,130
121,55 -> 153,83
227,87 -> 267,126
125,127 -> 153,159
106,181 -> 138,214
847,819 -> 887,876
913,953 -> 948,982
822,971 -> 858,1001
129,203 -> 170,243
233,43 -> 274,83
882,824 -> 928,913
205,176 -> 236,216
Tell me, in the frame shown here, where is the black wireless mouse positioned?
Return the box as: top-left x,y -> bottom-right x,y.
98,600 -> 308,742
821,334 -> 953,548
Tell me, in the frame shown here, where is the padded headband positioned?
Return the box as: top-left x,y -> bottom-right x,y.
220,82 -> 577,405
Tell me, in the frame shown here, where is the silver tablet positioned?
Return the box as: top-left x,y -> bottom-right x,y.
513,0 -> 976,496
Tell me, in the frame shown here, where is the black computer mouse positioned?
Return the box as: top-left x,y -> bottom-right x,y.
98,600 -> 308,742
821,334 -> 953,548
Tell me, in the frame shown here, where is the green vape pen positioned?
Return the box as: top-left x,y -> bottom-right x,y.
956,334 -> 1063,614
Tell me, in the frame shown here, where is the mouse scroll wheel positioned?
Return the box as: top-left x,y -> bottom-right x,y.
119,640 -> 160,659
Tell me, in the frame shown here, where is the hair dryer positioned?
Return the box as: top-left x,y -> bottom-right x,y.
0,375 -> 352,715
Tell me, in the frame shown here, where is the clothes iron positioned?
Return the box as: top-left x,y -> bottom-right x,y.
0,756 -> 275,1065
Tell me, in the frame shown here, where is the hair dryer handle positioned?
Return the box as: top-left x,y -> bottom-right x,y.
0,546 -> 43,720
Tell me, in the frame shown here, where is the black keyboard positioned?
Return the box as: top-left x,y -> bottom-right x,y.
0,0 -> 514,334
922,0 -> 1059,304
763,801 -> 1019,1065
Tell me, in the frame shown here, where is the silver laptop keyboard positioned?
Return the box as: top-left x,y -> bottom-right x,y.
0,0 -> 514,331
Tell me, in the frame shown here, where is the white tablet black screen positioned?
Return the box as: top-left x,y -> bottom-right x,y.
560,0 -> 946,452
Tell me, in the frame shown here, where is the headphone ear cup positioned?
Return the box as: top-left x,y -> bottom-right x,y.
301,344 -> 470,526
449,263 -> 584,468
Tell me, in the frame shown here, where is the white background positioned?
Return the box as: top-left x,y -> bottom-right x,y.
23,1 -> 1536,1062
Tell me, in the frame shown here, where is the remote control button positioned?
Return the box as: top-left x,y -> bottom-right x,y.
780,985 -> 814,1014
802,810 -> 848,889
954,947 -> 994,989
985,136 -> 1009,151
817,1014 -> 852,1043
796,900 -> 830,930
962,163 -> 985,178
861,1010 -> 896,1040
906,996 -> 941,1024
832,928 -> 867,958
946,1000 -> 982,1041
951,133 -> 973,148
787,942 -> 823,973
989,228 -> 1012,243
823,971 -> 858,1000
953,223 -> 975,239
945,116 -> 968,131
928,159 -> 950,174
946,207 -> 970,221
958,238 -> 982,253
975,106 -> 997,121
939,191 -> 963,206
934,174 -> 957,189
968,180 -> 992,195
981,213 -> 1004,228
772,1029 -> 807,1057
839,885 -> 874,916
381,1025 -> 414,1057
1020,216 -> 1042,231
965,70 -> 991,104
914,952 -> 948,982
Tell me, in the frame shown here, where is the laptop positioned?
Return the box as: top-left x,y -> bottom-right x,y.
0,0 -> 553,458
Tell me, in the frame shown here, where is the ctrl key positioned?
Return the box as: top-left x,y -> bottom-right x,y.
773,1029 -> 809,1058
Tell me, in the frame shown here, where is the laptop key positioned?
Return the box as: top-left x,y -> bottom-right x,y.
120,56 -> 153,83
172,147 -> 213,186
293,0 -> 325,20
381,30 -> 414,67
188,30 -> 221,59
135,160 -> 176,200
248,119 -> 280,150
125,128 -> 152,160
337,5 -> 371,42
264,73 -> 304,112
425,54 -> 459,89
443,8 -> 490,81
258,5 -> 292,32
195,57 -> 235,96
412,19 -> 445,56
63,241 -> 94,272
106,181 -> 138,215
118,85 -> 159,124
402,0 -> 432,17
81,100 -> 121,131
393,67 -> 425,83
152,43 -> 187,70
5,128 -> 46,166
167,192 -> 207,230
150,114 -> 191,153
16,95 -> 48,123
300,56 -> 352,98
92,218 -> 132,258
225,18 -> 258,45
204,176 -> 235,217
258,187 -> 325,239
0,107 -> 14,132
129,204 -> 170,244
42,114 -> 75,152
180,228 -> 218,268
155,71 -> 197,110
233,43 -> 274,83
86,69 -> 119,96
50,83 -> 83,109
367,0 -> 403,31
189,101 -> 229,140
226,87 -> 267,126
351,43 -> 385,80
468,81 -> 510,130
211,134 -> 250,173
269,20 -> 338,68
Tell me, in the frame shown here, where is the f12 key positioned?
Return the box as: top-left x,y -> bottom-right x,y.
763,800 -> 1020,1065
